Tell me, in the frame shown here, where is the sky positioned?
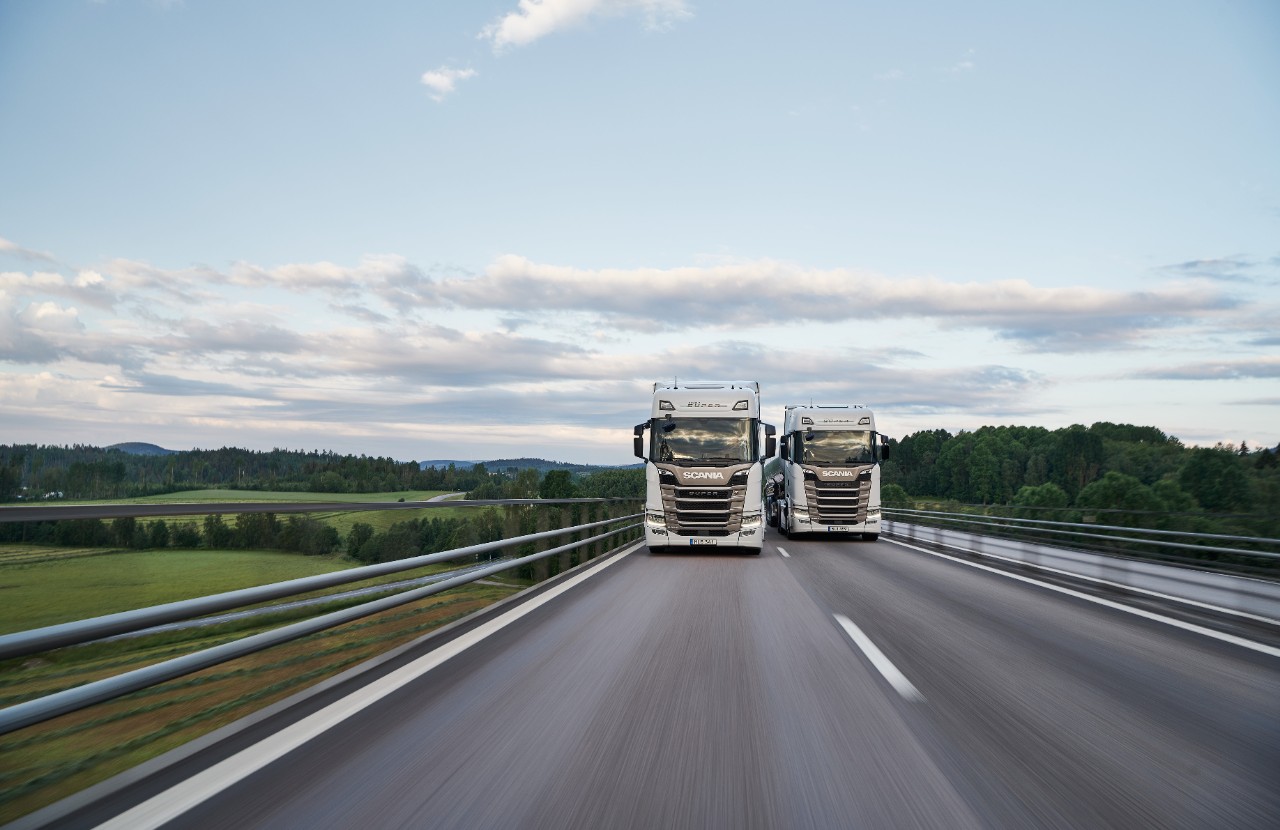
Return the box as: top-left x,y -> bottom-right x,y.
1,0 -> 1278,465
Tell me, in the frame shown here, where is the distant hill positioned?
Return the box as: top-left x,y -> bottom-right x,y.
107,442 -> 178,456
417,460 -> 480,470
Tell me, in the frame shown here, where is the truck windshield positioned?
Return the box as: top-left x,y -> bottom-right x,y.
653,418 -> 756,464
800,430 -> 874,464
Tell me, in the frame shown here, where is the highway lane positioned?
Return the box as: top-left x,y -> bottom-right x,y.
777,533 -> 1280,828
38,533 -> 1280,829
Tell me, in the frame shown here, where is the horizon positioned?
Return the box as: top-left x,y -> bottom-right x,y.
9,414 -> 1272,473
2,2 -> 1277,464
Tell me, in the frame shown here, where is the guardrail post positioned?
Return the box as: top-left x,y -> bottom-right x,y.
587,502 -> 600,559
534,505 -> 551,582
569,503 -> 582,567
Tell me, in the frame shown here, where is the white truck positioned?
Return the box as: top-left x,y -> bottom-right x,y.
633,381 -> 776,554
766,404 -> 890,540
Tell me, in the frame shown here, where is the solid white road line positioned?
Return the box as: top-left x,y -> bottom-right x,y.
834,613 -> 925,702
778,547 -> 790,558
886,537 -> 1280,659
94,543 -> 643,830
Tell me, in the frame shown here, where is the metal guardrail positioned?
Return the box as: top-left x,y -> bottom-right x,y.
883,507 -> 1280,568
0,509 -> 641,736
882,519 -> 1280,623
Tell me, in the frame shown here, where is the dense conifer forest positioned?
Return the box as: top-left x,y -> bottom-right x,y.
0,445 -> 638,502
881,422 -> 1279,539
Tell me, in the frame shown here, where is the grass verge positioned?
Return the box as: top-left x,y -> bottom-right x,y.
0,581 -> 521,823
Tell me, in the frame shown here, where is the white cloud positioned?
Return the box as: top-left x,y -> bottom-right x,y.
17,301 -> 83,333
421,255 -> 1239,351
481,0 -> 691,50
420,66 -> 477,102
4,243 -> 1274,460
0,269 -> 118,309
0,237 -> 58,265
1133,357 -> 1280,381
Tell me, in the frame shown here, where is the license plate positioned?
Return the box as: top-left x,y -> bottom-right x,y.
689,538 -> 718,546
828,526 -> 853,532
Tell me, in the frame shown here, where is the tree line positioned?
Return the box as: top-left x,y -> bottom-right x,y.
0,444 -> 642,503
0,462 -> 645,567
882,422 -> 1279,538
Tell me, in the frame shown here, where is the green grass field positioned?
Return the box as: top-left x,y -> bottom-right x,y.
64,488 -> 476,537
63,488 -> 455,504
0,499 -> 638,822
0,582 -> 522,823
0,548 -> 355,635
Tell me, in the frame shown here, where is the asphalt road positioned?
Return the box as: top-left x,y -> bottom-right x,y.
37,533 -> 1280,829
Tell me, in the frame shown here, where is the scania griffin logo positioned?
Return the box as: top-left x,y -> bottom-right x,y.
682,471 -> 725,480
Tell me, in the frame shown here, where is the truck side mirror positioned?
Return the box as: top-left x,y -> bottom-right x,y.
633,423 -> 647,459
879,434 -> 891,461
764,423 -> 776,460
780,437 -> 790,461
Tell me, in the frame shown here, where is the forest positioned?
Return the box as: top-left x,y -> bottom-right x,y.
0,447 -> 644,569
0,444 -> 640,502
881,422 -> 1279,538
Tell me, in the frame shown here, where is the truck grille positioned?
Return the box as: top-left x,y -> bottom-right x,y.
804,468 -> 872,524
660,483 -> 747,534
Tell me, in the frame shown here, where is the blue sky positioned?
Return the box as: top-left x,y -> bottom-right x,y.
1,0 -> 1277,464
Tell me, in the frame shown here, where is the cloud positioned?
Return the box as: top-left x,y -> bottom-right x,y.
0,237 -> 58,265
420,66 -> 477,102
873,69 -> 904,82
3,242 -> 1270,460
102,259 -> 222,306
481,0 -> 691,50
0,269 -> 119,309
1156,254 -> 1280,285
1132,357 -> 1280,381
421,255 -> 1238,351
2,250 -> 1251,362
0,296 -> 90,363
